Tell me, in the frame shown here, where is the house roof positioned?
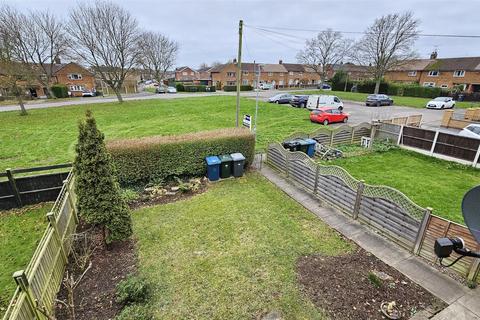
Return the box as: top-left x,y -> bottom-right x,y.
175,66 -> 195,72
282,63 -> 305,72
388,59 -> 434,71
332,63 -> 370,73
425,57 -> 480,71
262,64 -> 288,73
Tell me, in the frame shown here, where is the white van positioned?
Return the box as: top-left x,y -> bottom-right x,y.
306,95 -> 343,110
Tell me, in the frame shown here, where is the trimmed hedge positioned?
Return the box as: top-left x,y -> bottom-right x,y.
107,128 -> 256,186
223,85 -> 253,92
51,85 -> 69,98
184,85 -> 207,92
175,83 -> 185,92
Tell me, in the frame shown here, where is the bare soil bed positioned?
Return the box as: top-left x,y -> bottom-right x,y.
55,226 -> 136,320
297,248 -> 447,320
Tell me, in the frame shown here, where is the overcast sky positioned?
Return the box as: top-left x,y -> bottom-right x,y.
8,0 -> 480,68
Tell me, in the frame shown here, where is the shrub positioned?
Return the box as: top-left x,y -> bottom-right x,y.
116,275 -> 151,305
208,85 -> 216,92
184,85 -> 207,92
51,85 -> 69,98
368,272 -> 382,288
175,83 -> 185,92
223,85 -> 253,91
74,110 -> 133,243
107,128 -> 256,186
356,80 -> 389,94
116,304 -> 153,320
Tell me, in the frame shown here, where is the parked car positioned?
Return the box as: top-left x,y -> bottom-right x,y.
317,83 -> 332,91
426,97 -> 455,109
290,95 -> 309,108
459,124 -> 480,139
167,86 -> 177,93
310,107 -> 349,125
82,90 -> 95,97
365,94 -> 393,106
306,95 -> 343,110
156,86 -> 167,94
259,83 -> 274,90
268,93 -> 293,104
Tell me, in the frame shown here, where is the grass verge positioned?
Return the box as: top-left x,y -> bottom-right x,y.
133,173 -> 352,319
0,203 -> 51,315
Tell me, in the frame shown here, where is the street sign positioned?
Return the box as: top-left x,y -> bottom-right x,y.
243,114 -> 252,130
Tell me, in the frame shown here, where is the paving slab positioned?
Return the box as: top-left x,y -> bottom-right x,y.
431,302 -> 480,320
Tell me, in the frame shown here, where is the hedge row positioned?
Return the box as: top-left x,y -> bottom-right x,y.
223,85 -> 253,92
175,83 -> 216,92
51,84 -> 69,98
332,80 -> 448,98
107,128 -> 256,186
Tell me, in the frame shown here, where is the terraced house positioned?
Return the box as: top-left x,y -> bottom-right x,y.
385,52 -> 480,93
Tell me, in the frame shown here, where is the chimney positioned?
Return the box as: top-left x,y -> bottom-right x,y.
54,57 -> 61,64
430,50 -> 438,59
279,59 -> 283,64
232,58 -> 237,64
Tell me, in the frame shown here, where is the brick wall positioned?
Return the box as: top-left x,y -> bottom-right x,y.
55,63 -> 95,97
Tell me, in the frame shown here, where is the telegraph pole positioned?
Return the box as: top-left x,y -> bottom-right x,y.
235,20 -> 243,127
254,61 -> 260,135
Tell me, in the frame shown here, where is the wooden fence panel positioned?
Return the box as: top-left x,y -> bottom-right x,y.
316,175 -> 356,216
288,158 -> 316,192
352,126 -> 371,143
433,132 -> 480,161
266,145 -> 287,174
332,128 -> 353,145
376,123 -> 402,142
402,126 -> 435,150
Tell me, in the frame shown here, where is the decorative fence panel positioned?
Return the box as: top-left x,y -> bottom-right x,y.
3,172 -> 77,320
266,142 -> 480,282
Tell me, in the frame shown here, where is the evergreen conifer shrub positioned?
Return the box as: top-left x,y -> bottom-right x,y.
74,110 -> 133,243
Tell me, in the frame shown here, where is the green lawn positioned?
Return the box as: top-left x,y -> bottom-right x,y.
296,90 -> 480,109
0,203 -> 51,314
325,148 -> 480,224
133,173 -> 352,319
0,96 -> 319,169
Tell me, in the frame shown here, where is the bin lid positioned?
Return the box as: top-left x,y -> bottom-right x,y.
283,140 -> 301,146
219,154 -> 233,162
205,156 -> 221,165
304,138 -> 317,144
230,153 -> 246,161
293,138 -> 309,145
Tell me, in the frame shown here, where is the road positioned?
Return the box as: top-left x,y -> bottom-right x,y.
0,89 -> 453,132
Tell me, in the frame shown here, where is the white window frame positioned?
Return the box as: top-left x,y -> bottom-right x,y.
242,79 -> 248,85
182,71 -> 187,76
279,73 -> 284,77
423,82 -> 435,87
68,73 -> 82,80
453,70 -> 465,77
242,71 -> 249,76
289,71 -> 294,76
440,84 -> 449,89
226,81 -> 236,86
190,72 -> 194,75
268,72 -> 273,76
428,70 -> 439,77
407,71 -> 417,77
226,72 -> 236,77
69,85 -> 85,91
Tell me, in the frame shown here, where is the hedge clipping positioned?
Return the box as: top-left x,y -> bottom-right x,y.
107,128 -> 255,186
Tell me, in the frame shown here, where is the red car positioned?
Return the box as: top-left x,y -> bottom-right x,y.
309,107 -> 349,125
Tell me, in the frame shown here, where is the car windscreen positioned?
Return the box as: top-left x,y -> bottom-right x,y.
311,110 -> 323,114
367,95 -> 377,99
467,126 -> 480,134
434,97 -> 448,101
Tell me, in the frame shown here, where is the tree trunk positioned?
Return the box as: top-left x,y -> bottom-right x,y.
17,95 -> 28,116
374,79 -> 381,94
113,88 -> 123,103
47,87 -> 56,99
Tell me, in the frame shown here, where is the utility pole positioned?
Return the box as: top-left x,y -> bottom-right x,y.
236,20 -> 243,127
254,61 -> 260,135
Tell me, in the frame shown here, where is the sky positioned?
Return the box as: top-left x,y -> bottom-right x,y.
8,0 -> 480,68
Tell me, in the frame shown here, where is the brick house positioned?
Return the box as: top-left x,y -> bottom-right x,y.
175,66 -> 197,83
328,63 -> 372,82
385,52 -> 480,93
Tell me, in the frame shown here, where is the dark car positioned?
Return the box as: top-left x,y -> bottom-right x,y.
290,95 -> 309,108
365,94 -> 393,107
268,93 -> 293,104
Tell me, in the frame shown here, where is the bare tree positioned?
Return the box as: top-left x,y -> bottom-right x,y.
353,12 -> 419,94
198,62 -> 209,70
297,29 -> 352,85
137,31 -> 178,84
68,1 -> 140,102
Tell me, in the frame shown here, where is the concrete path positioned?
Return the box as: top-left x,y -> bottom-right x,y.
259,165 -> 479,319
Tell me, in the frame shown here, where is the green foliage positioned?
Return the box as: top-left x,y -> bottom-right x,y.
330,70 -> 355,91
121,188 -> 140,203
116,275 -> 151,305
356,80 -> 389,94
208,85 -> 216,92
223,85 -> 253,91
368,272 -> 382,288
184,85 -> 207,92
116,304 -> 153,320
73,110 -> 133,243
175,83 -> 184,92
107,128 -> 255,186
372,140 -> 399,153
51,85 -> 69,98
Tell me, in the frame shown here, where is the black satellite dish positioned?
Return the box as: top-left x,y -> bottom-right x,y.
462,185 -> 480,244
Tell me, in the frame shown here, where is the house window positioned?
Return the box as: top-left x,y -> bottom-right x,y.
190,72 -> 194,75
453,70 -> 465,77
68,73 -> 82,80
226,72 -> 236,77
428,70 -> 439,77
440,84 -> 449,89
226,81 -> 236,86
279,80 -> 284,85
242,79 -> 248,85
289,71 -> 293,76
423,82 -> 435,87
407,71 -> 417,77
69,85 -> 85,91
268,72 -> 273,76
299,73 -> 303,77
243,71 -> 249,76
182,71 -> 187,75
279,73 -> 284,76
288,79 -> 293,85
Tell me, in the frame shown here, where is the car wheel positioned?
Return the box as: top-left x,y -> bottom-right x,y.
300,103 -> 305,108
323,119 -> 329,126
275,100 -> 279,104
376,102 -> 380,107
343,117 -> 348,123
441,105 -> 445,109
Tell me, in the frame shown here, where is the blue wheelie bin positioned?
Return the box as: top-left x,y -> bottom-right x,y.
205,156 -> 221,181
304,138 -> 317,158
293,138 -> 309,154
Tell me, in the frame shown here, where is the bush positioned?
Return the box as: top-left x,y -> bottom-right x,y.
184,85 -> 207,92
116,305 -> 152,320
208,85 -> 216,92
175,83 -> 185,92
51,85 -> 69,98
356,80 -> 389,94
116,275 -> 151,305
74,110 -> 133,243
222,85 -> 253,92
107,128 -> 256,186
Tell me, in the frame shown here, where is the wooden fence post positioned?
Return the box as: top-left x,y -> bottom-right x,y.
6,168 -> 22,207
313,166 -> 320,195
350,128 -> 355,144
397,125 -> 404,145
13,270 -> 42,319
467,258 -> 480,282
47,212 -> 68,262
473,143 -> 480,168
413,207 -> 432,255
352,180 -> 365,219
285,153 -> 290,178
329,130 -> 334,146
430,130 -> 440,155
66,180 -> 79,224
